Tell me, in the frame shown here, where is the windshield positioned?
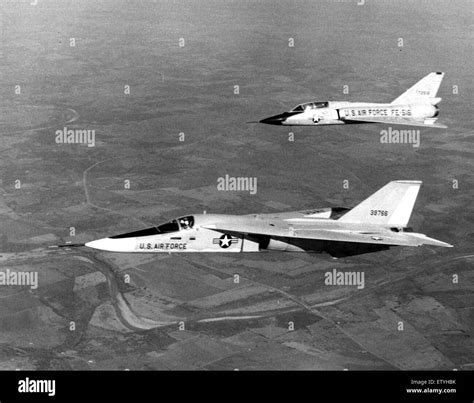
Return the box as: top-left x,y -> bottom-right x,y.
291,101 -> 328,111
110,219 -> 180,239
157,219 -> 180,233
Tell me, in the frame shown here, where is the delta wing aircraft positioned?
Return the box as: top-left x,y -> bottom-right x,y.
260,72 -> 446,128
85,181 -> 452,258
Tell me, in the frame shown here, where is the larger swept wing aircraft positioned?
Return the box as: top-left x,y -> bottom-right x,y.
85,181 -> 452,258
260,72 -> 446,128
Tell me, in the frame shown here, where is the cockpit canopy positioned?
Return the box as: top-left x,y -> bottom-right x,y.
110,216 -> 195,239
291,101 -> 329,112
177,215 -> 194,229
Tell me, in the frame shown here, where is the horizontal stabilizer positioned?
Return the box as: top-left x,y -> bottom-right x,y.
402,232 -> 452,248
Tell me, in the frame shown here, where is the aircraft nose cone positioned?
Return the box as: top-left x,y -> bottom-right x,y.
85,237 -> 136,252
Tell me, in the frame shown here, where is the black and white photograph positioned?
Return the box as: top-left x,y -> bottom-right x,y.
0,0 -> 472,401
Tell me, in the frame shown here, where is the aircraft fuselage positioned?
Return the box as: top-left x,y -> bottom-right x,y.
260,101 -> 439,126
85,210 -> 413,255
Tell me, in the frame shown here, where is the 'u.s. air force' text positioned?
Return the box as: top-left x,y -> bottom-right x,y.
341,108 -> 412,118
137,242 -> 187,250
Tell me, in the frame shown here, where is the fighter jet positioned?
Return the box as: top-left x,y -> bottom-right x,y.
260,72 -> 446,128
85,180 -> 452,258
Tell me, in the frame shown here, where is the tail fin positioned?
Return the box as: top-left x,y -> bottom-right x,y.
338,181 -> 421,227
391,72 -> 444,105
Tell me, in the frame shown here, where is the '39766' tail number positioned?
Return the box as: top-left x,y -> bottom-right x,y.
370,209 -> 388,216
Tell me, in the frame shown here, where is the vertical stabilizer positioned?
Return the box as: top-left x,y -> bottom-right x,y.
391,72 -> 444,105
338,181 -> 422,227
